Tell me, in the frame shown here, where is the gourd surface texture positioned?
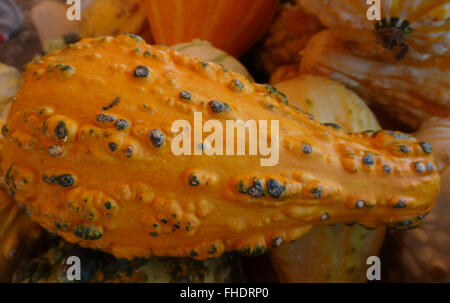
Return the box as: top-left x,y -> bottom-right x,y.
2,35 -> 440,260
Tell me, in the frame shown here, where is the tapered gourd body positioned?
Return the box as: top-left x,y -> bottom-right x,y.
2,35 -> 439,259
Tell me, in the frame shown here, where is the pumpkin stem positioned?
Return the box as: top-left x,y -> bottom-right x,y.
375,28 -> 408,60
375,17 -> 412,60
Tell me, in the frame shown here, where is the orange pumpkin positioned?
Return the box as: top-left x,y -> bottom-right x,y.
141,0 -> 279,57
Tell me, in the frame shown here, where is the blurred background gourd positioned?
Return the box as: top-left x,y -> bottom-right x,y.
141,0 -> 279,57
299,0 -> 450,60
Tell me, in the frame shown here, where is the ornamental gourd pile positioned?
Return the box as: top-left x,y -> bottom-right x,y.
1,34 -> 440,260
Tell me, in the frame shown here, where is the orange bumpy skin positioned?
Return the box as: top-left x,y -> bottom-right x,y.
2,35 -> 440,260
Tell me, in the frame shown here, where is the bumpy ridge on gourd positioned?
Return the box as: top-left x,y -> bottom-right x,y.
2,34 -> 440,260
0,119 -> 42,282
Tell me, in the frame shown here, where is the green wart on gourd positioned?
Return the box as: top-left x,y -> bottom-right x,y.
74,224 -> 103,240
42,173 -> 75,187
188,174 -> 200,186
209,100 -> 231,114
263,84 -> 288,105
46,63 -> 75,78
102,97 -> 120,111
230,79 -> 244,92
237,245 -> 267,256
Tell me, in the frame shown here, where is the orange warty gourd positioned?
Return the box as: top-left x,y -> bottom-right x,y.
2,35 -> 440,260
0,120 -> 42,282
0,65 -> 42,282
0,188 -> 41,282
141,0 -> 279,57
